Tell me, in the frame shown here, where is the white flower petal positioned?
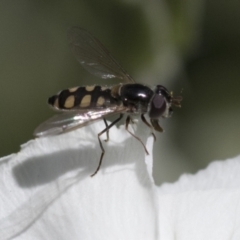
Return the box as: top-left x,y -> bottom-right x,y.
157,155 -> 240,240
1,119 -> 240,240
0,120 -> 156,240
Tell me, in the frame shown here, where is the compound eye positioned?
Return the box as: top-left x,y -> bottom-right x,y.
156,85 -> 168,94
149,94 -> 166,119
155,85 -> 171,102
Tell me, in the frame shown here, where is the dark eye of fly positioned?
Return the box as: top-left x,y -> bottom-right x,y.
156,85 -> 171,102
148,85 -> 172,119
149,94 -> 166,119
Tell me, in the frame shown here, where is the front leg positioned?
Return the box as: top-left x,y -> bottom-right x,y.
125,115 -> 149,155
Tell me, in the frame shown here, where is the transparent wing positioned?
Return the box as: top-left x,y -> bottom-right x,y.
34,107 -> 125,137
68,27 -> 135,83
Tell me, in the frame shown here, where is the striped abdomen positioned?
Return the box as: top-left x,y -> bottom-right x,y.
48,85 -> 121,110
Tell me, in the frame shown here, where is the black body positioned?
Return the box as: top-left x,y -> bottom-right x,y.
120,83 -> 154,113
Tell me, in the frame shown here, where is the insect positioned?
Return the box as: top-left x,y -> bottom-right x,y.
34,27 -> 182,176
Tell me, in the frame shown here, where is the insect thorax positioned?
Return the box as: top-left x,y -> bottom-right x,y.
119,84 -> 154,113
48,85 -> 121,110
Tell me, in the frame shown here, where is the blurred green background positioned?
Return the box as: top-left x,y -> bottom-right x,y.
0,0 -> 239,184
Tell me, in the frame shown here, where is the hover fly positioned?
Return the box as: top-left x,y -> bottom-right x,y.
34,27 -> 182,176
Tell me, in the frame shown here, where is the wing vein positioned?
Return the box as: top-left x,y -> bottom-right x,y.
68,27 -> 135,83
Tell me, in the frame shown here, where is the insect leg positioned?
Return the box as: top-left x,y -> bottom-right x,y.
103,118 -> 109,142
91,114 -> 124,177
141,114 -> 156,141
129,118 -> 135,124
125,115 -> 149,155
150,119 -> 163,132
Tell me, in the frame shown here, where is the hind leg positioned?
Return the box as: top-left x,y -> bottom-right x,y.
91,114 -> 124,177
